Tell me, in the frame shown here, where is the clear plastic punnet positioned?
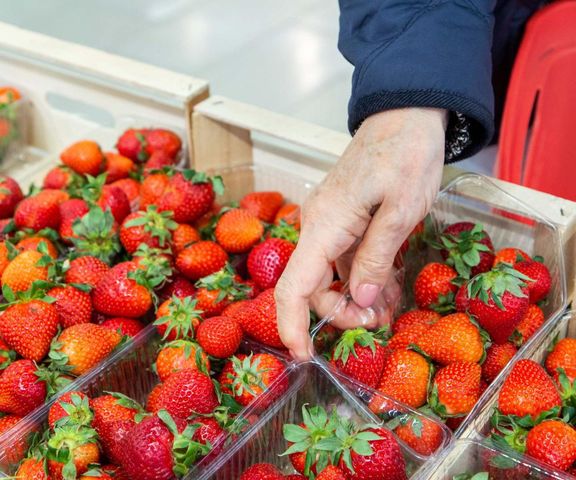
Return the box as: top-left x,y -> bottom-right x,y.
196,361 -> 452,479
0,96 -> 31,166
417,439 -> 572,480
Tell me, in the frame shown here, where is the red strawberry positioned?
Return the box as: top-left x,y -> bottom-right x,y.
215,208 -> 264,254
100,317 -> 145,338
455,283 -> 469,312
48,285 -> 92,328
14,190 -> 62,231
526,420 -> 576,471
144,129 -> 182,159
236,288 -> 284,348
392,414 -> 444,456
0,359 -> 47,415
392,309 -> 440,334
330,328 -> 387,388
144,150 -> 176,173
418,313 -> 485,365
0,175 -> 23,219
439,222 -> 495,278
430,361 -> 482,416
59,198 -> 90,242
176,240 -> 228,281
546,338 -> 576,383
196,315 -> 243,359
1,414 -> 30,466
194,266 -> 252,318
219,353 -> 287,410
157,274 -> 196,302
498,359 -> 561,418
96,419 -> 134,466
104,152 -> 134,183
0,337 -> 15,370
116,128 -> 149,162
139,171 -> 170,209
482,343 -> 517,383
48,391 -> 92,429
190,417 -> 226,461
0,299 -> 59,361
60,140 -> 104,176
90,393 -> 141,434
15,458 -> 49,480
240,464 -> 284,480
274,203 -> 301,229
110,177 -> 141,206
413,263 -> 458,311
154,296 -> 203,341
155,340 -> 210,382
150,369 -> 219,417
514,260 -> 551,303
98,184 -> 130,223
65,255 -> 110,288
247,238 -> 295,290
240,191 -> 284,223
43,165 -> 75,190
146,384 -> 164,413
120,206 -> 177,254
510,304 -> 544,346
171,224 -> 200,254
1,249 -> 48,293
387,323 -> 428,351
317,466 -> 346,480
493,247 -> 531,267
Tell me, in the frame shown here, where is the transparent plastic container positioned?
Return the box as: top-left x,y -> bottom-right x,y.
0,97 -> 31,166
196,361 -> 452,479
417,439 -> 571,480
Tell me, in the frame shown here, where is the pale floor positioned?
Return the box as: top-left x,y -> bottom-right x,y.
0,0 -> 493,174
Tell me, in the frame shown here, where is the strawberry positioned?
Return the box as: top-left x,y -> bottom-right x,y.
391,309 -> 440,334
140,171 -> 170,209
144,129 -> 182,159
0,359 -> 47,415
482,343 -> 517,383
146,383 -> 164,413
419,313 -> 485,365
120,206 -> 177,254
155,340 -> 210,382
46,425 -> 100,480
413,262 -> 458,311
176,240 -> 228,281
313,323 -> 340,354
430,361 -> 482,416
58,198 -> 90,242
285,475 -> 307,480
144,150 -> 176,173
546,338 -> 576,382
391,413 -> 444,456
369,350 -> 430,412
98,184 -> 131,223
0,297 -> 59,361
104,152 -> 134,183
498,359 -> 561,418
514,260 -> 551,303
116,128 -> 149,162
387,323 -> 428,351
1,249 -> 48,292
236,288 -> 284,348
110,177 -> 141,205
0,175 -> 23,219
91,393 -> 142,434
151,369 -> 219,417
240,464 -> 284,480
219,353 -> 287,410
526,420 -> 576,471
274,203 -> 301,229
154,296 -> 203,341
65,255 -> 110,287
189,416 -> 226,461
100,317 -> 145,338
194,266 -> 252,317
60,140 -> 104,176
240,191 -> 284,223
510,304 -> 544,346
337,425 -> 408,480
0,337 -> 15,370
69,207 -> 121,264
317,466 -> 346,480
48,285 -> 92,328
157,170 -> 223,224
157,274 -> 196,302
247,237 -> 295,290
215,208 -> 264,254
330,328 -> 387,388
467,263 -> 531,344
96,419 -> 134,467
15,458 -> 48,480
92,261 -> 153,318
493,248 -> 531,267
16,235 -> 59,258
0,242 -> 9,277
0,86 -> 20,103
438,222 -> 495,278
50,323 -> 121,375
120,411 -> 210,480
43,165 -> 76,190
14,190 -> 62,231
0,414 -> 29,465
196,315 -> 243,359
48,391 -> 92,429
171,224 -> 200,253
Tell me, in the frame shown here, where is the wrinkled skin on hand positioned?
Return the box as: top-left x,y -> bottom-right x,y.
276,107 -> 447,361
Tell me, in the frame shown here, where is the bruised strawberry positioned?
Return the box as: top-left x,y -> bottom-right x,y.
240,191 -> 284,223
0,175 -> 23,219
247,237 -> 295,290
60,140 -> 104,176
413,263 -> 458,311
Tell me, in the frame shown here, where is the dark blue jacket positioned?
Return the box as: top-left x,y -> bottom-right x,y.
339,0 -> 548,160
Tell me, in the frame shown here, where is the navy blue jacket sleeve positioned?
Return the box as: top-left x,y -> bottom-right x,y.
339,0 -> 496,160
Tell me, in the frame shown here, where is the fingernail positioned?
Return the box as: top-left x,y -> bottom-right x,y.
355,283 -> 380,308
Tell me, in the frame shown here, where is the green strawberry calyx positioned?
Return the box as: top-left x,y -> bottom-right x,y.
124,206 -> 178,247
46,425 -> 98,480
228,354 -> 269,398
452,473 -> 489,480
180,169 -> 225,195
105,390 -> 146,414
70,207 -> 121,265
0,342 -> 16,370
153,296 -> 204,341
280,404 -> 342,475
53,393 -> 94,429
266,220 -> 299,243
196,264 -> 251,303
467,263 -> 532,310
156,340 -> 209,374
332,328 -> 379,365
130,244 -> 173,291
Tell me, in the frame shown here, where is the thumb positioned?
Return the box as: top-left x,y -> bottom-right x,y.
349,205 -> 414,308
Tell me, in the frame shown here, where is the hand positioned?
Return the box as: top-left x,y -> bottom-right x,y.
275,107 -> 448,361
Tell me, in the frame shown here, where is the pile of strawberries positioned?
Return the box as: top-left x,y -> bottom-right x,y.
239,404 -> 409,480
0,125 -> 303,478
324,222 -> 552,434
489,337 -> 576,475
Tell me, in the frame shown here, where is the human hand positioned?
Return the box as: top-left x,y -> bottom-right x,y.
275,107 -> 448,361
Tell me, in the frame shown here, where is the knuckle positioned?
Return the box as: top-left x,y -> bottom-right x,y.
355,253 -> 392,277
